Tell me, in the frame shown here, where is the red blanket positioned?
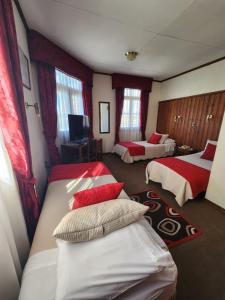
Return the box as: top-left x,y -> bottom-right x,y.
154,157 -> 210,198
119,142 -> 145,156
49,162 -> 111,183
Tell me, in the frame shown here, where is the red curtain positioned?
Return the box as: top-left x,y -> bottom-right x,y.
28,30 -> 94,143
37,63 -> 61,165
28,30 -> 93,86
115,88 -> 124,143
112,73 -> 152,91
0,0 -> 39,241
82,82 -> 93,137
140,90 -> 150,140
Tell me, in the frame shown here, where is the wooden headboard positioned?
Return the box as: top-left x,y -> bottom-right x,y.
157,90 -> 225,150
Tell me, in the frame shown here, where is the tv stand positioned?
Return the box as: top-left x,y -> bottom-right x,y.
61,138 -> 102,163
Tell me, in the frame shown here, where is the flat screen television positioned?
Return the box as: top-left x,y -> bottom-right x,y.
68,114 -> 90,142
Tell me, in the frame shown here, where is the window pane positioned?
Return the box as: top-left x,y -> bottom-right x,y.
124,88 -> 141,98
71,92 -> 84,115
122,99 -> 130,114
120,88 -> 141,130
57,89 -> 70,131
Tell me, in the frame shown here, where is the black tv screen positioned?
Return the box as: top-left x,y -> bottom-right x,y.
68,114 -> 90,141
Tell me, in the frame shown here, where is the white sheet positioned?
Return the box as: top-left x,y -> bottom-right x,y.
112,141 -> 175,163
146,152 -> 212,207
19,219 -> 177,300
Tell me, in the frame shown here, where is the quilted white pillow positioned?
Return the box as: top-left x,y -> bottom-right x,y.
53,199 -> 148,242
156,132 -> 169,144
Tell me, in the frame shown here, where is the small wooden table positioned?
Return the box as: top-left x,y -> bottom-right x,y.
61,139 -> 102,163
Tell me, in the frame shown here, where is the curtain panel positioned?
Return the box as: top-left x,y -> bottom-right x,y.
0,0 -> 40,241
82,82 -> 93,137
37,63 -> 61,165
112,73 -> 152,143
115,88 -> 124,143
140,90 -> 150,140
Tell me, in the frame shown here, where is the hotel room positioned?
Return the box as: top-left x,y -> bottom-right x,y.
0,1 -> 225,300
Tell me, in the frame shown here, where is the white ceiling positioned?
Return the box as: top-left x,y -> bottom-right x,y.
19,0 -> 225,80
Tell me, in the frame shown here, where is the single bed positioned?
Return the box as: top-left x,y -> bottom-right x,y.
19,162 -> 177,300
146,152 -> 212,207
112,140 -> 176,163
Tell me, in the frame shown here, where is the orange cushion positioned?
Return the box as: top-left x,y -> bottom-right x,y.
148,133 -> 162,144
201,143 -> 216,161
72,182 -> 124,209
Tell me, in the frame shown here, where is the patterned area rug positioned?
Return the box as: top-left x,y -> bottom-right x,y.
131,190 -> 202,248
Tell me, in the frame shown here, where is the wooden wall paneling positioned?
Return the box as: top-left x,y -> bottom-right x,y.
207,92 -> 225,142
191,96 -> 206,149
156,90 -> 225,150
199,94 -> 210,149
181,98 -> 193,145
157,101 -> 169,133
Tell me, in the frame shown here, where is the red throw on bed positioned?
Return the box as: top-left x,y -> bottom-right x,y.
49,162 -> 111,183
118,142 -> 145,156
154,157 -> 210,198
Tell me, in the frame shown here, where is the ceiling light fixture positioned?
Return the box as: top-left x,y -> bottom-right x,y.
125,51 -> 138,61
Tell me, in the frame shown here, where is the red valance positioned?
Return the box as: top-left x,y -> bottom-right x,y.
112,73 -> 152,92
28,30 -> 93,86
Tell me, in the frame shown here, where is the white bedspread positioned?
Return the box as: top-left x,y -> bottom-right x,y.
19,172 -> 177,300
146,152 -> 212,207
112,141 -> 175,163
19,219 -> 177,300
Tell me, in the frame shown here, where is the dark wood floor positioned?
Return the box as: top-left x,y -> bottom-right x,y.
103,154 -> 225,300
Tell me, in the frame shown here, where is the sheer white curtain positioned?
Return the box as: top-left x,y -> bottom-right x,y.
120,88 -> 141,141
0,131 -> 29,300
56,69 -> 84,146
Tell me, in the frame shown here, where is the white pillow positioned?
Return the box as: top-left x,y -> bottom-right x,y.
164,138 -> 175,144
53,199 -> 148,242
156,133 -> 169,144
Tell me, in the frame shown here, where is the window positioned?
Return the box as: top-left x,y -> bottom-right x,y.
120,88 -> 141,129
120,88 -> 141,141
56,69 -> 84,133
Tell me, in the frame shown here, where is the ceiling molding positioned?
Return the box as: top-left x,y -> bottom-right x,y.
161,55 -> 225,82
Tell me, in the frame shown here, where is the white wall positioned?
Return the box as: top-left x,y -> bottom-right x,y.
13,3 -> 49,198
92,74 -> 160,152
145,82 -> 161,139
161,60 -> 225,100
206,112 -> 225,209
93,74 -> 116,153
160,60 -> 225,209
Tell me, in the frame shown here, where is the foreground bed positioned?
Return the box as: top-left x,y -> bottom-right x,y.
19,162 -> 177,300
146,152 -> 212,206
112,140 -> 175,163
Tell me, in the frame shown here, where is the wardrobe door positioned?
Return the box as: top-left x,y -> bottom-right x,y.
191,95 -> 209,150
157,101 -> 170,133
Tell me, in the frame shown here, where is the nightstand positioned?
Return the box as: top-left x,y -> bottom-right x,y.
175,146 -> 198,156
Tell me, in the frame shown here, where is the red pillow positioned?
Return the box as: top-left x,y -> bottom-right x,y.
148,133 -> 162,144
201,143 -> 216,161
72,182 -> 124,209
